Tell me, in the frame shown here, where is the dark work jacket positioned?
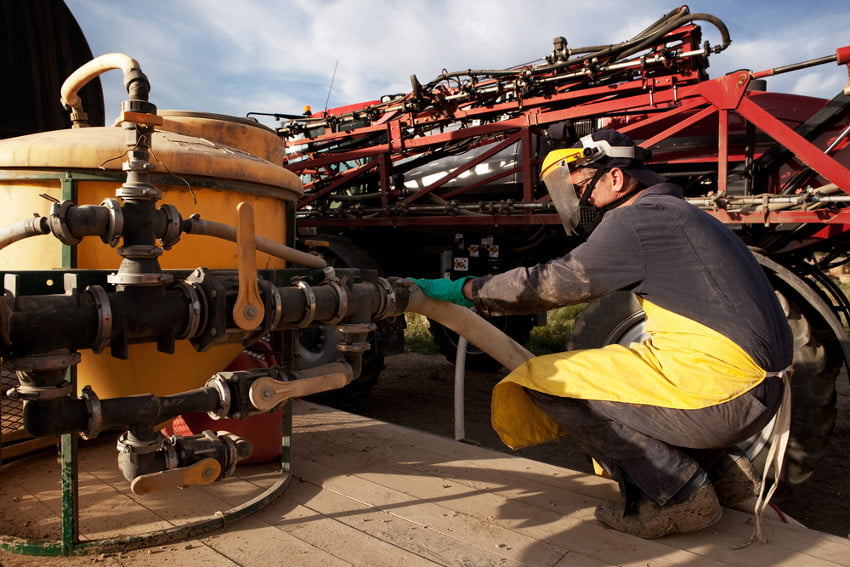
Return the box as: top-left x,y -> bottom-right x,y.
471,183 -> 793,372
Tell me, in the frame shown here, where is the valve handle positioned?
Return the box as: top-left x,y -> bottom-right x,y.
232,201 -> 265,330
249,367 -> 352,412
129,457 -> 222,495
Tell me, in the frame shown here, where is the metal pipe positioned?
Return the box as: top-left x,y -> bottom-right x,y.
21,384 -> 222,437
182,216 -> 327,269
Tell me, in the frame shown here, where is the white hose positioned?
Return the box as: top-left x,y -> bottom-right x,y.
0,217 -> 50,251
186,217 -> 327,269
60,53 -> 141,118
402,285 -> 533,443
454,336 -> 468,441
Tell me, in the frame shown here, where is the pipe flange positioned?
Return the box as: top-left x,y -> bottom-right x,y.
176,281 -> 203,340
79,385 -> 103,440
293,279 -> 317,327
116,431 -> 165,455
324,280 -> 348,325
159,203 -> 182,250
116,244 -> 163,259
48,200 -> 81,246
85,285 -> 112,353
205,374 -> 231,420
162,438 -> 180,470
3,351 -> 81,373
216,432 -> 240,477
8,381 -> 74,401
336,322 -> 375,353
116,183 -> 162,202
99,198 -> 124,247
262,280 -> 283,330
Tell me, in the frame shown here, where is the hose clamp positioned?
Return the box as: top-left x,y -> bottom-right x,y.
325,280 -> 349,325
373,277 -> 397,319
79,385 -> 103,440
48,200 -> 81,246
293,279 -> 317,327
85,285 -> 112,353
99,198 -> 124,247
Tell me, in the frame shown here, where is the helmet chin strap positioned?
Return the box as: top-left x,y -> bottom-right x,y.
575,165 -> 640,237
577,164 -> 608,209
579,164 -> 639,213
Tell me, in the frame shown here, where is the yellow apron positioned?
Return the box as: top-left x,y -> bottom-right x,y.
491,298 -> 769,449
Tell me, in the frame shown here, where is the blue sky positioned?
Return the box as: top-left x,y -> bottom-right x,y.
65,1 -> 850,129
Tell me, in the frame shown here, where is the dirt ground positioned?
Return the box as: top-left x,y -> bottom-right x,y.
351,352 -> 850,538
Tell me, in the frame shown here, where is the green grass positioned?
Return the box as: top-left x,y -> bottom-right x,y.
404,313 -> 439,354
403,305 -> 587,355
525,304 -> 587,355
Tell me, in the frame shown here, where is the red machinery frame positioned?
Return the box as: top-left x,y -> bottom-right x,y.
280,14 -> 850,231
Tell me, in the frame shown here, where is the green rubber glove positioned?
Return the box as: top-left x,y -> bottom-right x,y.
409,277 -> 475,307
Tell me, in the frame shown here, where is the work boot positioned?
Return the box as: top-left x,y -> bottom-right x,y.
709,451 -> 760,513
595,477 -> 722,539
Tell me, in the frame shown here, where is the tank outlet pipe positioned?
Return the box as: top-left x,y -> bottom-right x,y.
60,53 -> 150,127
182,215 -> 327,269
0,197 -> 179,256
397,281 -> 534,371
21,382 -> 223,439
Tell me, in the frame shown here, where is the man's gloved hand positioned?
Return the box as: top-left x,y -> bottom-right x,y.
409,277 -> 475,307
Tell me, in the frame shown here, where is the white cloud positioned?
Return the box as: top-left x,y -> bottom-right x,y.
64,0 -> 850,130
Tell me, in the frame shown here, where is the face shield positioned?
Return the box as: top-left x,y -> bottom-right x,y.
541,159 -> 581,234
540,147 -> 597,235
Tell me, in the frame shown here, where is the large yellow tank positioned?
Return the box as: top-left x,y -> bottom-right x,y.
0,113 -> 301,398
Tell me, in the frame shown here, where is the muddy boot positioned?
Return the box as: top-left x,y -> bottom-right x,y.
709,450 -> 760,513
595,473 -> 722,539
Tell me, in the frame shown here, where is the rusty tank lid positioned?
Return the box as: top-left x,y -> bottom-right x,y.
0,123 -> 302,196
156,110 -> 284,164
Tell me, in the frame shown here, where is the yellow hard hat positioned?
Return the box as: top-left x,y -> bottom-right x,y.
540,147 -> 595,178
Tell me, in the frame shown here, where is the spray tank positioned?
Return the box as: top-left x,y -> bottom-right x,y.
0,52 -> 524,555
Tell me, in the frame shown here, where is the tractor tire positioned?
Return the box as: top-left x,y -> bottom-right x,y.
296,235 -> 386,408
429,314 -> 536,371
567,290 -> 838,489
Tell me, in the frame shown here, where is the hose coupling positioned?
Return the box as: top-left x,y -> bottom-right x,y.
117,429 -> 252,494
205,367 -> 283,420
